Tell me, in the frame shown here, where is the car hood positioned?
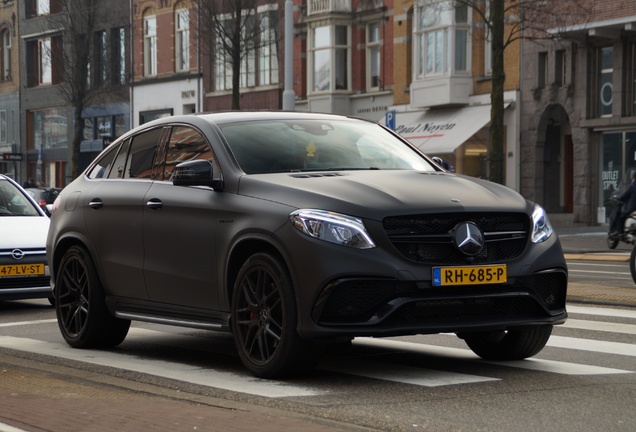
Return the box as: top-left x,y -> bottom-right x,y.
0,217 -> 50,249
237,171 -> 531,220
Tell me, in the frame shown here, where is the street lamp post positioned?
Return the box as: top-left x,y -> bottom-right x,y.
282,0 -> 295,110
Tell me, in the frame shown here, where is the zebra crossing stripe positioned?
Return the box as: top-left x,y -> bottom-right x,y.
353,338 -> 634,376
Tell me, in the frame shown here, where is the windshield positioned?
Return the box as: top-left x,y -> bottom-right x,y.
219,119 -> 435,174
0,180 -> 41,216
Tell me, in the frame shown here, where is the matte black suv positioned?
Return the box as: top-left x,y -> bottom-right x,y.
47,112 -> 568,378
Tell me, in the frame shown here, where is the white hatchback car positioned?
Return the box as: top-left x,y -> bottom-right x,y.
0,174 -> 52,302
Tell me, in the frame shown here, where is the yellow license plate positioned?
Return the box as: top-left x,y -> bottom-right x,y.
432,265 -> 507,286
0,263 -> 46,277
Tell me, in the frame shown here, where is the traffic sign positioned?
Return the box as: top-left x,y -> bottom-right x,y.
385,110 -> 396,130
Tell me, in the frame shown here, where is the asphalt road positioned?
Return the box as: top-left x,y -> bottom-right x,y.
1,298 -> 635,432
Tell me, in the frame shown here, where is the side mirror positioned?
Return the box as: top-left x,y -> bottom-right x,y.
431,156 -> 455,172
172,160 -> 222,189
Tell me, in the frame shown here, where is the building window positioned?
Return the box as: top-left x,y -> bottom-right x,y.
140,109 -> 172,125
598,46 -> 613,117
27,36 -> 63,87
26,0 -> 49,18
214,11 -> 278,91
259,13 -> 279,86
555,50 -> 566,86
627,42 -> 636,117
214,20 -> 232,91
483,1 -> 492,76
94,30 -> 107,86
310,24 -> 350,93
367,22 -> 381,90
240,16 -> 256,88
31,108 -> 68,150
538,52 -> 547,89
0,110 -> 6,144
1,29 -> 11,81
175,8 -> 190,72
415,1 -> 470,78
144,15 -> 157,76
40,38 -> 52,84
111,27 -> 126,85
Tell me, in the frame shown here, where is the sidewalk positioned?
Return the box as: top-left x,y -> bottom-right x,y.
555,224 -> 636,307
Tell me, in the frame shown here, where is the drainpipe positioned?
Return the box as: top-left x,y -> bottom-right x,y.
282,0 -> 295,110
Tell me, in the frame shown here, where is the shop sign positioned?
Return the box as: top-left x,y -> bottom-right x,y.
2,153 -> 23,161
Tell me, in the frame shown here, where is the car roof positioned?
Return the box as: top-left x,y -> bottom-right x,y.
140,111 -> 371,130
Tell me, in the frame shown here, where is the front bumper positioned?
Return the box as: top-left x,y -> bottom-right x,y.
310,268 -> 567,338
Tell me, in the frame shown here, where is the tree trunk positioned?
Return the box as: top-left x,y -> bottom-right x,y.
71,105 -> 84,180
489,0 -> 505,185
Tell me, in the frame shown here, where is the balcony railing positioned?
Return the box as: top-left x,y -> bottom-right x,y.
307,0 -> 351,16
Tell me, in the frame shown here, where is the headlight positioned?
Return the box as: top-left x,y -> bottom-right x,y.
289,209 -> 376,249
531,204 -> 553,243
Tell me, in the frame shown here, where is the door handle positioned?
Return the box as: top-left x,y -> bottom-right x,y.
88,198 -> 103,209
146,198 -> 163,210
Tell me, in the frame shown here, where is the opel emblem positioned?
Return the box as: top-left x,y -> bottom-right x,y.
453,222 -> 484,256
11,249 -> 25,260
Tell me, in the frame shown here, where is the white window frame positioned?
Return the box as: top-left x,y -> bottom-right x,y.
175,8 -> 190,72
366,22 -> 381,91
144,15 -> 157,77
309,24 -> 351,94
414,0 -> 471,79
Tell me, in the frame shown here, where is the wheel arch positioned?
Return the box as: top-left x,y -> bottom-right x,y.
51,233 -> 101,289
225,236 -> 296,312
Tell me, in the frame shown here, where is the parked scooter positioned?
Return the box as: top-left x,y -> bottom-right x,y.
607,191 -> 636,249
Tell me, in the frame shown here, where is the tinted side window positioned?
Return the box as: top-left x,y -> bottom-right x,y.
86,143 -> 120,179
162,126 -> 214,180
107,138 -> 131,179
123,128 -> 163,179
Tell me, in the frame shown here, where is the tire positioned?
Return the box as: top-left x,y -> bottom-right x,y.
55,245 -> 130,348
607,236 -> 619,249
630,246 -> 636,284
231,252 -> 317,378
463,325 -> 552,360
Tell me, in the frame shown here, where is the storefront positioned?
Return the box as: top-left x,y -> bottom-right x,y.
600,130 -> 636,219
385,92 -> 520,190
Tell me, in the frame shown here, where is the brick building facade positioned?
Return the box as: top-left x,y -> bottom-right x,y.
520,0 -> 636,226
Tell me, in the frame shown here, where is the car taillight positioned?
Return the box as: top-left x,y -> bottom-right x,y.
38,199 -> 47,208
50,195 -> 61,216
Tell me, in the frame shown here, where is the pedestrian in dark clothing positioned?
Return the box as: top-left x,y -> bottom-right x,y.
23,178 -> 37,188
611,171 -> 636,236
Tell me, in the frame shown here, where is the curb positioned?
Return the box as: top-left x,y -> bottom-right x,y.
564,253 -> 630,262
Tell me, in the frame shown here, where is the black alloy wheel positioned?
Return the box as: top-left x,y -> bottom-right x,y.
231,252 -> 317,378
55,245 -> 130,348
463,325 -> 553,360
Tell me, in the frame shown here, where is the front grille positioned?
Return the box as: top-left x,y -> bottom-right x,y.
383,212 -> 529,265
316,271 -> 566,326
0,276 -> 50,290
